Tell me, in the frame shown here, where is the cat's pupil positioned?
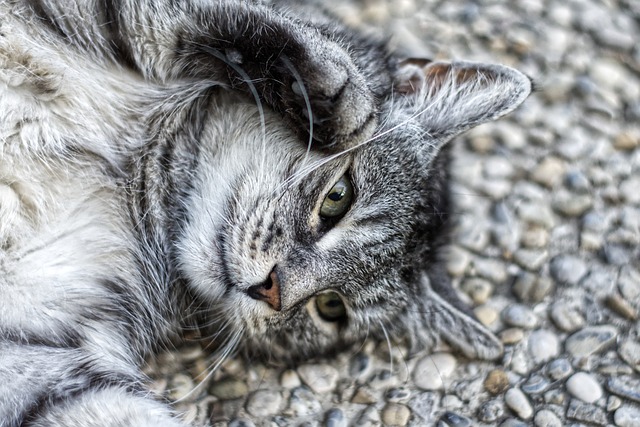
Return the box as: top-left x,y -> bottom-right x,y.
328,191 -> 343,201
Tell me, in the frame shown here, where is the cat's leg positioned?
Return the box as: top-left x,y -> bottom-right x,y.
0,342 -> 187,427
20,0 -> 381,149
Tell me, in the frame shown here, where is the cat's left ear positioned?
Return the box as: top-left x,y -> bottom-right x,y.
394,59 -> 532,138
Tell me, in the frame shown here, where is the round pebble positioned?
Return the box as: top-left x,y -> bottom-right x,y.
484,369 -> 510,395
500,328 -> 525,345
474,305 -> 499,326
280,369 -> 301,389
614,406 -> 640,427
413,353 -> 457,391
502,304 -> 538,329
566,372 -> 603,403
528,329 -> 560,364
245,390 -> 282,417
478,400 -> 504,423
549,255 -> 588,285
297,364 -> 339,394
618,339 -> 640,372
208,379 -> 248,400
324,408 -> 347,427
534,409 -> 562,427
381,403 -> 411,426
547,358 -> 573,380
521,375 -> 550,394
505,388 -> 533,420
531,157 -> 566,188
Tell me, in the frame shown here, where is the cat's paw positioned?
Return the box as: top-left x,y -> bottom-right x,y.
281,45 -> 378,151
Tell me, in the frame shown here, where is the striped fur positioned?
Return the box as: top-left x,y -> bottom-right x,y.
0,1 -> 531,425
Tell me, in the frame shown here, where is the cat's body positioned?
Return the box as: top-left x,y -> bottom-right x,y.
0,1 -> 531,425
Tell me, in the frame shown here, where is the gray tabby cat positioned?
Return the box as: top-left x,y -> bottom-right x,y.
0,0 -> 532,425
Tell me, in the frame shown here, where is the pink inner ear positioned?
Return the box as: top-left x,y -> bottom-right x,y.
396,60 -> 497,95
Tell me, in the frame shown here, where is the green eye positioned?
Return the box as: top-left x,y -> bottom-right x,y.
320,175 -> 353,218
315,291 -> 347,322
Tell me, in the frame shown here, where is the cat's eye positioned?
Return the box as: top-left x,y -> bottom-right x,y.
315,291 -> 347,322
320,175 -> 353,219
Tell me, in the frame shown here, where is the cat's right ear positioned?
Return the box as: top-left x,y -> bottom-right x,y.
394,59 -> 532,138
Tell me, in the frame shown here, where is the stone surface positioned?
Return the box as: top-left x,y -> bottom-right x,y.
413,353 -> 457,391
528,330 -> 560,364
565,325 -> 618,357
502,304 -> 538,329
297,364 -> 339,394
534,409 -> 562,427
566,372 -> 603,403
381,403 -> 411,426
614,406 -> 640,427
245,390 -> 282,417
484,369 -> 510,395
504,388 -> 533,420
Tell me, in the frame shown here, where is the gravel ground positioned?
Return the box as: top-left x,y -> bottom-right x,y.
144,1 -> 640,425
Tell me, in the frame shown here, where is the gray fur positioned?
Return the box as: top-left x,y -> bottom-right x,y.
0,0 -> 531,425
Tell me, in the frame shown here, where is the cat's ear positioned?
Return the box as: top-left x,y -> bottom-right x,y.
417,274 -> 503,360
394,59 -> 532,138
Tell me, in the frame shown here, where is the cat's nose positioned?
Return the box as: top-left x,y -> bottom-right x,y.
246,267 -> 281,311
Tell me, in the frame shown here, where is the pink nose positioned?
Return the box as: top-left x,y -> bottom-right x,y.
246,268 -> 281,311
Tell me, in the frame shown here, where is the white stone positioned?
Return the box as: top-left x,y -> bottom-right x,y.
615,406 -> 640,427
297,364 -> 339,394
566,372 -> 603,403
505,388 -> 533,420
245,390 -> 282,417
528,329 -> 560,364
413,353 -> 457,391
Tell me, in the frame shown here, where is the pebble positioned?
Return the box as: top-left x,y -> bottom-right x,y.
618,267 -> 640,301
565,325 -> 618,357
297,364 -> 339,394
324,408 -> 347,427
551,191 -> 593,217
208,379 -> 248,400
603,244 -> 632,266
564,170 -> 591,193
614,131 -> 639,150
618,339 -> 640,372
245,390 -> 282,417
566,372 -> 603,403
521,375 -> 550,394
474,305 -> 498,326
520,226 -> 549,248
547,358 -> 573,380
614,406 -> 640,427
606,294 -> 638,320
608,395 -> 623,411
381,403 -> 411,426
528,330 -> 560,364
408,392 -> 439,423
461,278 -> 493,304
502,304 -> 538,329
499,419 -> 528,427
607,376 -> 640,403
351,386 -> 378,404
437,412 -> 473,427
413,353 -> 456,391
512,272 -> 553,302
385,388 -> 411,403
354,406 -> 380,427
530,157 -> 566,188
513,248 -> 548,271
500,328 -> 524,345
505,388 -> 533,420
566,399 -> 608,425
446,246 -> 470,277
348,353 -> 372,380
534,409 -> 562,427
478,400 -> 504,423
517,202 -> 556,228
473,257 -> 508,284
549,255 -> 588,285
550,302 -> 585,332
484,369 -> 510,395
280,370 -> 301,389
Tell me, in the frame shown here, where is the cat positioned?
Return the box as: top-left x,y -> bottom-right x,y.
0,0 -> 532,425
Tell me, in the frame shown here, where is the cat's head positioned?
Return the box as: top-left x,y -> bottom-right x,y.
177,59 -> 531,362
